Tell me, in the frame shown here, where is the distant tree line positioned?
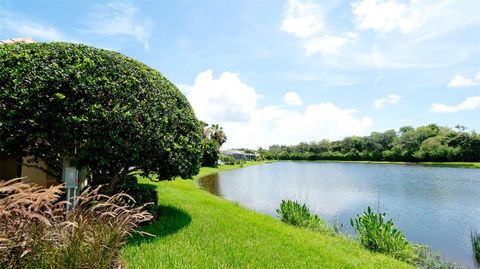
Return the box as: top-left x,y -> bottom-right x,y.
260,124 -> 480,162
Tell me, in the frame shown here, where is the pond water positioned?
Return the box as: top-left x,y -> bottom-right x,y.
198,161 -> 480,268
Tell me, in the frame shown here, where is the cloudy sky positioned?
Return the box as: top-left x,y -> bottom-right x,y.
1,0 -> 479,148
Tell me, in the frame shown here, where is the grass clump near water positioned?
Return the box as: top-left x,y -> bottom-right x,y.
351,206 -> 458,268
121,162 -> 411,268
276,199 -> 331,233
472,229 -> 480,266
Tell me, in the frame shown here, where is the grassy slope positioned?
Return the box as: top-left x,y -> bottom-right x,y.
416,161 -> 480,168
122,163 -> 412,269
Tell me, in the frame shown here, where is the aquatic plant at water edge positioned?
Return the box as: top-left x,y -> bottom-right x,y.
350,206 -> 411,260
350,207 -> 461,267
413,244 -> 458,269
276,199 -> 330,232
472,229 -> 480,265
0,178 -> 153,268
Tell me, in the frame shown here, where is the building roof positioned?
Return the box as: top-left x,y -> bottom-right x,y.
220,149 -> 256,156
0,37 -> 35,45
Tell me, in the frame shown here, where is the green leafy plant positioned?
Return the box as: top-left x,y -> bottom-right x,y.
276,199 -> 330,232
0,178 -> 153,268
350,207 -> 459,267
200,122 -> 227,167
219,155 -> 236,165
201,138 -> 220,167
472,229 -> 480,266
350,206 -> 410,259
0,42 -> 202,185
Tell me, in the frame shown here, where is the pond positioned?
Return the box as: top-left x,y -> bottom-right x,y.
198,161 -> 480,268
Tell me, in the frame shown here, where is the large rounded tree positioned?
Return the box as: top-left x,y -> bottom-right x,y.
0,42 -> 202,185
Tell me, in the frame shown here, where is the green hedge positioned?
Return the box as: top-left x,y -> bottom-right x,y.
0,42 -> 202,184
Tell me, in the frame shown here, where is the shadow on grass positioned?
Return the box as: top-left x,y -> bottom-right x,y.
127,204 -> 192,246
137,182 -> 157,190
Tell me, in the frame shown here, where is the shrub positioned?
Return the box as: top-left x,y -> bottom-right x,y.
276,199 -> 331,232
220,155 -> 236,165
350,206 -> 411,259
0,42 -> 202,185
0,178 -> 153,268
472,229 -> 480,265
124,186 -> 158,217
102,174 -> 158,217
201,139 -> 220,167
200,123 -> 227,167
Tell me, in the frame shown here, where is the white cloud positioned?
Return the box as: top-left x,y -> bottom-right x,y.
431,96 -> 480,113
1,11 -> 66,41
185,70 -> 373,148
374,94 -> 401,109
448,73 -> 480,88
304,33 -> 356,56
283,0 -> 480,69
84,2 -> 153,50
351,0 -> 421,33
283,91 -> 303,105
184,70 -> 262,124
280,0 -> 324,37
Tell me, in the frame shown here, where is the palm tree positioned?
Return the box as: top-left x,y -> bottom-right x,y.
210,124 -> 227,146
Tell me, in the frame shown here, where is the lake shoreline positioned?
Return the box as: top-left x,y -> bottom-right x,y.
123,162 -> 411,268
199,161 -> 480,267
276,159 -> 480,169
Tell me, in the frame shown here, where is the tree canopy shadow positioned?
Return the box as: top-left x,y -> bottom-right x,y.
126,204 -> 192,246
137,182 -> 157,190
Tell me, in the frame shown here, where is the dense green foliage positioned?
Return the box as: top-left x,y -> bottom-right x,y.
276,199 -> 331,232
219,154 -> 236,164
201,139 -> 220,167
261,124 -> 480,162
122,164 -> 411,268
200,123 -> 227,167
0,42 -> 202,185
102,174 -> 158,216
472,229 -> 480,265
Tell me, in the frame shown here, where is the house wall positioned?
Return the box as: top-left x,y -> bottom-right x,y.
0,155 -> 17,180
21,159 -> 57,187
0,155 -> 57,187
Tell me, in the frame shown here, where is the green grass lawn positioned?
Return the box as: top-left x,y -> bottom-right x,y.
121,162 -> 412,269
416,161 -> 480,168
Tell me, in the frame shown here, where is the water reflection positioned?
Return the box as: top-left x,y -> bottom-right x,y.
198,161 -> 480,268
198,173 -> 221,196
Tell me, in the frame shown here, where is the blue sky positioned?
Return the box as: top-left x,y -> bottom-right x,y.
1,0 -> 479,148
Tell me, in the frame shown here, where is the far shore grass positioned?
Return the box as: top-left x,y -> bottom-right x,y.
121,162 -> 412,268
284,159 -> 480,168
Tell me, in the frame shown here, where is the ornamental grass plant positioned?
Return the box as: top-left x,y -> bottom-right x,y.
0,178 -> 153,269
